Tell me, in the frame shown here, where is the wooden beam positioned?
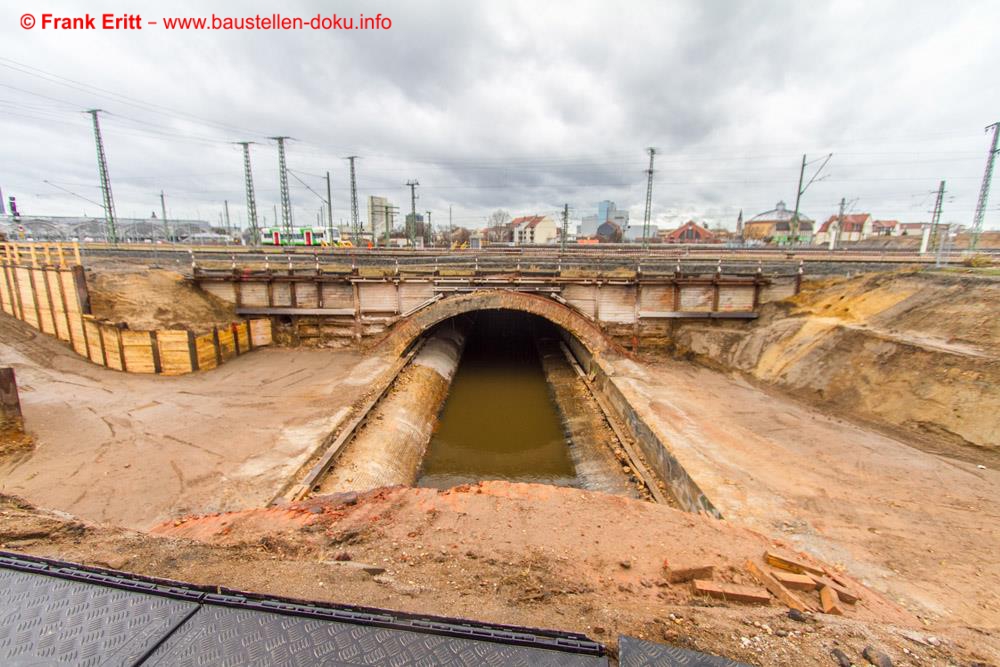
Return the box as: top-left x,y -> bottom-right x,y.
235,307 -> 355,316
692,579 -> 770,605
71,265 -> 91,314
187,330 -> 199,372
745,560 -> 815,612
772,570 -> 817,591
819,585 -> 843,615
149,331 -> 163,374
0,367 -> 22,421
212,326 -> 223,366
764,550 -> 826,577
664,564 -> 714,584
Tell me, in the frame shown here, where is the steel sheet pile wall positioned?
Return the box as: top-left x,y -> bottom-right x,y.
0,243 -> 271,375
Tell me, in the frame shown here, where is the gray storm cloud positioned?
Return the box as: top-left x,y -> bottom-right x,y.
1,0 -> 998,230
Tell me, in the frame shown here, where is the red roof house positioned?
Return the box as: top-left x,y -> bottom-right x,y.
815,213 -> 873,244
872,220 -> 899,236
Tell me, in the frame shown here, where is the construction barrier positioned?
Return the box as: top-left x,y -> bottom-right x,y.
0,242 -> 271,375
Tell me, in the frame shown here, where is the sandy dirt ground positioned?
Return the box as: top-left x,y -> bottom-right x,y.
6,486 -> 996,667
608,355 -> 1000,634
0,315 -> 390,529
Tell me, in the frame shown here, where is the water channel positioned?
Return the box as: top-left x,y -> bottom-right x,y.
416,311 -> 581,489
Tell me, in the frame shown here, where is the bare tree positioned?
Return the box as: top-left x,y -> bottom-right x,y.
486,209 -> 511,242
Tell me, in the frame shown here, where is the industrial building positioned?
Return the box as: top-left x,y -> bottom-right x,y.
743,201 -> 814,245
0,214 -> 217,243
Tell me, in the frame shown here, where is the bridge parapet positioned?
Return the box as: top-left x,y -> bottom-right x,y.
193,266 -> 797,351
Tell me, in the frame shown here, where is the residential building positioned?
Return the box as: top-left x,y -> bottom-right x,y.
663,220 -> 718,243
815,213 -> 873,245
743,201 -> 814,245
872,220 -> 899,236
510,215 -> 558,245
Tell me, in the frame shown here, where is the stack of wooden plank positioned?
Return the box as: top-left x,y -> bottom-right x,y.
672,549 -> 863,615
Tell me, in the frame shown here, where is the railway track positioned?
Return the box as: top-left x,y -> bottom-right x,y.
76,243 -> 993,277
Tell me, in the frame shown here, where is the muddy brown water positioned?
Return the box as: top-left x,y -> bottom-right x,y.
417,313 -> 581,489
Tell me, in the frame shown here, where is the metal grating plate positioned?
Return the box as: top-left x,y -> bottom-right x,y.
0,568 -> 197,667
0,553 -> 607,666
618,636 -> 751,667
144,605 -> 606,667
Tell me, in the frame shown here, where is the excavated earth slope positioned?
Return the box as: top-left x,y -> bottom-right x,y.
672,270 -> 1000,462
87,265 -> 236,331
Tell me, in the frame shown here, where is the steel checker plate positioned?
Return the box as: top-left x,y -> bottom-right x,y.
144,605 -> 607,667
0,568 -> 197,667
618,636 -> 751,667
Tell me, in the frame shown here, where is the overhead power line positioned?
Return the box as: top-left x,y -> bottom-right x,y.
0,57 -> 269,139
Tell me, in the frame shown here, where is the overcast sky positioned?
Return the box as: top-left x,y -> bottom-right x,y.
2,0 -> 999,231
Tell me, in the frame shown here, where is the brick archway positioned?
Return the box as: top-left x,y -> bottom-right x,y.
372,290 -> 620,357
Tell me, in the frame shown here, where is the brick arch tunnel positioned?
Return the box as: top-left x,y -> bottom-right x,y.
371,289 -> 622,358
325,288 -> 641,499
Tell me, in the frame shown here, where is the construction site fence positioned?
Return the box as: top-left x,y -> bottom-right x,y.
0,242 -> 272,375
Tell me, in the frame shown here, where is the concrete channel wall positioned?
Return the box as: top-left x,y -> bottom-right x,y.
315,325 -> 467,493
561,332 -> 721,517
0,243 -> 272,375
535,337 -> 643,499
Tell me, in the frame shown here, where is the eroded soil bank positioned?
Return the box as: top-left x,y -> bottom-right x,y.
87,264 -> 236,331
670,270 -> 1000,462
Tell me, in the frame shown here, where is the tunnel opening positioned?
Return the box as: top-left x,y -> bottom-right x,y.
310,306 -> 645,500
417,310 -> 579,489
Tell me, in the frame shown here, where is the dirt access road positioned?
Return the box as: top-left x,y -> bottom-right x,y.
609,355 -> 1000,631
0,315 -> 389,529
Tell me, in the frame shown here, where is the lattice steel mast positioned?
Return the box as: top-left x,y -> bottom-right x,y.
971,122 -> 999,251
237,142 -> 260,245
347,156 -> 360,244
270,136 -> 293,235
406,179 -> 420,247
561,203 -> 570,252
642,148 -> 655,249
929,179 -> 946,252
87,109 -> 118,244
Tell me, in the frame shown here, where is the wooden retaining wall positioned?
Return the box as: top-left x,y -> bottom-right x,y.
0,242 -> 271,375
